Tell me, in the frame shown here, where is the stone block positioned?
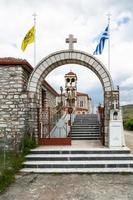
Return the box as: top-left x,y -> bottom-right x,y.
20,94 -> 27,99
89,58 -> 95,65
14,95 -> 19,99
0,124 -> 7,128
9,105 -> 15,108
1,105 -> 9,109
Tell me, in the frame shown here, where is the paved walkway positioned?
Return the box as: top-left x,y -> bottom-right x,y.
0,130 -> 133,200
36,139 -> 103,149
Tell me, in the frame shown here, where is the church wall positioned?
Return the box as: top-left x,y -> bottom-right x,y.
0,65 -> 31,139
77,96 -> 89,112
46,89 -> 57,109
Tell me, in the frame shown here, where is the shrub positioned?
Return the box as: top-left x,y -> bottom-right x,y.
0,169 -> 15,193
11,154 -> 24,173
22,134 -> 37,155
124,119 -> 133,131
0,133 -> 37,193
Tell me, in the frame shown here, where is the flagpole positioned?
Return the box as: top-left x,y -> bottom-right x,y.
33,13 -> 37,67
107,13 -> 111,71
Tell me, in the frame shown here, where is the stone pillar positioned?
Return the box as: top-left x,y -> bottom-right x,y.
104,91 -> 112,146
104,90 -> 120,146
28,92 -> 40,141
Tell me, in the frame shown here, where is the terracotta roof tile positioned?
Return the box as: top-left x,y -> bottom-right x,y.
65,71 -> 76,76
42,80 -> 59,96
0,57 -> 33,72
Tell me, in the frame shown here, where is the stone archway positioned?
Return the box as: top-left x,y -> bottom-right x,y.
28,50 -> 114,94
27,50 -> 117,146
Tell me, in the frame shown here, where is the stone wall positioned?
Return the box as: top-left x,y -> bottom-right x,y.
39,86 -> 58,137
0,62 -> 32,139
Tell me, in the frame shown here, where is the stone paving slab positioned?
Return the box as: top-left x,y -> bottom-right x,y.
0,130 -> 133,200
0,173 -> 133,200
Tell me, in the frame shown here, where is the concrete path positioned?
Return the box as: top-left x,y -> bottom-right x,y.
0,130 -> 133,200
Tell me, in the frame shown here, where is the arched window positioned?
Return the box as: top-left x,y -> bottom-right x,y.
80,100 -> 83,107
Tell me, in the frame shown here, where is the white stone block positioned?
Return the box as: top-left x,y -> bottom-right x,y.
34,72 -> 41,80
101,72 -> 107,79
92,61 -> 98,68
60,53 -> 65,60
95,64 -> 101,71
46,58 -> 52,65
80,54 -> 86,61
98,68 -> 105,75
109,120 -> 123,147
105,87 -> 111,92
54,54 -> 61,62
38,64 -> 45,72
42,62 -> 49,69
109,110 -> 125,148
103,77 -> 110,83
76,53 -> 81,60
35,68 -> 43,76
71,52 -> 77,59
64,52 -> 70,59
30,82 -> 37,89
104,82 -> 110,87
89,58 -> 95,65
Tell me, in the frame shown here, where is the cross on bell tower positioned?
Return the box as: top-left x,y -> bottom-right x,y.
66,34 -> 77,50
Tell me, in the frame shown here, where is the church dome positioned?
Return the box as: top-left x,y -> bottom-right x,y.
66,71 -> 76,76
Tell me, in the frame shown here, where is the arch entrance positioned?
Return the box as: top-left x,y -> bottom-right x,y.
27,36 -> 122,147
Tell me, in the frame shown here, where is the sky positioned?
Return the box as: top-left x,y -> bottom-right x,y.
0,0 -> 133,107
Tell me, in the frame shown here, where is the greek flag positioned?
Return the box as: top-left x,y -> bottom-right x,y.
93,25 -> 109,55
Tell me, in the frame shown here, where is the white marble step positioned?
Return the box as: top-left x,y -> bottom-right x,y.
23,160 -> 133,165
30,147 -> 130,152
26,153 -> 133,158
71,135 -> 100,137
20,168 -> 133,173
71,137 -> 100,139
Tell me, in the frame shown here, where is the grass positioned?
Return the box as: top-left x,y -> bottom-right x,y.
0,169 -> 15,193
0,150 -> 25,193
0,134 -> 37,193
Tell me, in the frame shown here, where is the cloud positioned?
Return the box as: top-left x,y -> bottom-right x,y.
0,0 -> 133,106
117,16 -> 130,26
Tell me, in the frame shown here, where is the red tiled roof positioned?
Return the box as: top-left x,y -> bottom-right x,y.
65,71 -> 76,76
58,91 -> 91,99
77,92 -> 91,100
0,57 -> 33,73
76,107 -> 88,111
43,80 -> 59,96
77,92 -> 89,97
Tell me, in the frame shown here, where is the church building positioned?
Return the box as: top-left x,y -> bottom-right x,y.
56,71 -> 92,114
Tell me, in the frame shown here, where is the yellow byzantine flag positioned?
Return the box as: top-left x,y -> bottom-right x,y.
21,26 -> 35,51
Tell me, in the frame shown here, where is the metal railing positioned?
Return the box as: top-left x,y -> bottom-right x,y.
97,106 -> 105,145
40,106 -> 64,138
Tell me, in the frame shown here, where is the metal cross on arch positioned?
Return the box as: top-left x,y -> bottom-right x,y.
66,34 -> 77,50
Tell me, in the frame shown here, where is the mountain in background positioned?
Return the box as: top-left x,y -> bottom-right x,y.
121,104 -> 133,121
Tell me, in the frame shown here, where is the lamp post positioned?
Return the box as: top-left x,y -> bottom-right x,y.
60,86 -> 63,107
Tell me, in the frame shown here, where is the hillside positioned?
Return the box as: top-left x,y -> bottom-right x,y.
122,104 -> 133,121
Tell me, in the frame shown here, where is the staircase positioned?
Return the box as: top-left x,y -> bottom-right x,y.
71,114 -> 100,140
21,114 -> 133,173
21,148 -> 133,173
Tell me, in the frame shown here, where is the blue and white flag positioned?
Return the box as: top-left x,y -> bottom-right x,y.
93,25 -> 109,55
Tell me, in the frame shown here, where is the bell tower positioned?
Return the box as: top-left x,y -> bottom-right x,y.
64,71 -> 77,111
